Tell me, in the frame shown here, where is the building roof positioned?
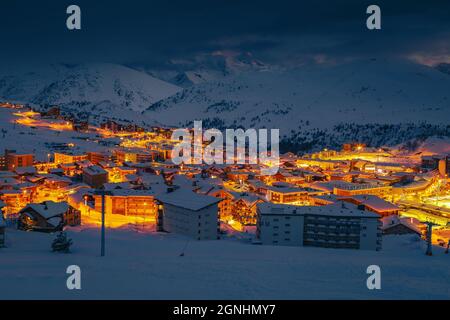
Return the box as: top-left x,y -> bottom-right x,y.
14,166 -> 37,175
83,165 -> 108,175
258,202 -> 379,218
381,215 -> 422,234
341,195 -> 399,212
24,201 -> 69,219
157,189 -> 221,211
109,189 -> 155,197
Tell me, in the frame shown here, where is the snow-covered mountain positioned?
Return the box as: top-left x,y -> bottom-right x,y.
0,63 -> 181,123
1,58 -> 449,152
133,51 -> 269,87
144,58 -> 450,151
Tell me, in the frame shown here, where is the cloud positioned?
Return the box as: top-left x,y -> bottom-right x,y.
0,0 -> 449,68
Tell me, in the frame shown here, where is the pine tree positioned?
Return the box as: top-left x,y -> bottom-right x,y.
51,231 -> 73,253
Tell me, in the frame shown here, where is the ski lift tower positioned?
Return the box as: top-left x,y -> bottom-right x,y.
92,189 -> 112,257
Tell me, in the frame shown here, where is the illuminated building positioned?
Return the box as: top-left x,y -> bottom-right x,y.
106,166 -> 137,183
231,194 -> 264,225
338,195 -> 399,217
207,189 -> 234,220
257,202 -> 381,250
93,189 -> 158,218
227,171 -> 251,183
114,149 -> 159,163
87,151 -> 114,165
54,152 -> 87,165
266,184 -> 323,204
17,201 -> 69,232
5,150 -> 34,171
421,155 -> 442,170
82,165 -> 108,188
157,188 -> 221,240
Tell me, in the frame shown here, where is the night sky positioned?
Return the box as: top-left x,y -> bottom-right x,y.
0,0 -> 449,67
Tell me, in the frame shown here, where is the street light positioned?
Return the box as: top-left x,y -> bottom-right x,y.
92,189 -> 112,257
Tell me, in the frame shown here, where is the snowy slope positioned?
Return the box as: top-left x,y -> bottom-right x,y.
144,59 -> 450,129
0,227 -> 448,299
0,63 -> 181,121
143,58 -> 450,150
134,51 -> 269,87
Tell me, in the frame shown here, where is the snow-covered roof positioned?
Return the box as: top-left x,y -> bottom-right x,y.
381,215 -> 422,234
83,165 -> 108,175
103,182 -> 133,191
14,166 -> 37,175
341,195 -> 399,212
109,189 -> 155,197
157,189 -> 221,211
258,202 -> 379,218
25,201 -> 69,219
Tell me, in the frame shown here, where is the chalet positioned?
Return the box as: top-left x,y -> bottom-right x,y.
247,179 -> 269,195
18,201 -> 69,232
227,171 -> 251,183
339,195 -> 399,217
231,193 -> 264,225
381,216 -> 423,236
157,189 -> 221,240
207,188 -> 234,221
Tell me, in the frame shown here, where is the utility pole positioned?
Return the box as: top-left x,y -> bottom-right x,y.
93,190 -> 112,257
425,221 -> 436,256
101,192 -> 105,257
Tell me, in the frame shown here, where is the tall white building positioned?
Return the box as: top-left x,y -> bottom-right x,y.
257,202 -> 382,250
157,189 -> 221,240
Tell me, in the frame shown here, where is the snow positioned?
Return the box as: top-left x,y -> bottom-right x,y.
26,201 -> 69,219
144,59 -> 450,129
83,165 -> 108,175
258,202 -> 380,218
341,195 -> 399,212
0,63 -> 182,127
0,226 -> 448,299
157,189 -> 221,211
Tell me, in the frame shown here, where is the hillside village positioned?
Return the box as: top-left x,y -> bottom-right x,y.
0,101 -> 449,253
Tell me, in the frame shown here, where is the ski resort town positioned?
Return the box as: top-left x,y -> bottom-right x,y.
0,102 -> 449,251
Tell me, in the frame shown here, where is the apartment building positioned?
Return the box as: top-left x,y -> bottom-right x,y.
54,152 -> 88,165
5,150 -> 34,171
82,165 -> 108,188
157,189 -> 221,240
257,202 -> 382,250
